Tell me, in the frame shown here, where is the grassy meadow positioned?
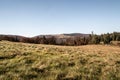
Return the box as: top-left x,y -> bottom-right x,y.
0,41 -> 120,80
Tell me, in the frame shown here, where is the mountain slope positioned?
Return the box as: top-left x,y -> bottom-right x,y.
34,33 -> 90,38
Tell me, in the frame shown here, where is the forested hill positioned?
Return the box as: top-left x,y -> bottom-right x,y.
0,33 -> 89,45
0,32 -> 120,46
33,33 -> 89,38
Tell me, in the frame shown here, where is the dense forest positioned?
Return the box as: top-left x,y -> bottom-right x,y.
0,32 -> 120,46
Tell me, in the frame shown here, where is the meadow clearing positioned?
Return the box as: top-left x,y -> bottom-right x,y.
0,41 -> 120,80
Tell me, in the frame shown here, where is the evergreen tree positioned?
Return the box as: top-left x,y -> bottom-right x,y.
103,33 -> 111,44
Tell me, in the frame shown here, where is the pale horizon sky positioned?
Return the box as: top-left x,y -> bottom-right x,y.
0,0 -> 120,37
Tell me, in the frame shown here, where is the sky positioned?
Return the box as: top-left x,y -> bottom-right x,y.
0,0 -> 120,37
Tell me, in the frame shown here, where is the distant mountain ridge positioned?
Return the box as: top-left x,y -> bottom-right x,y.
0,32 -> 120,46
0,33 -> 89,39
63,33 -> 89,37
0,33 -> 90,45
34,33 -> 90,38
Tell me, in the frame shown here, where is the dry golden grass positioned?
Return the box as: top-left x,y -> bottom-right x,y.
0,41 -> 120,80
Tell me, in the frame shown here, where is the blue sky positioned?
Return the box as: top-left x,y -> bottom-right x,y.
0,0 -> 120,37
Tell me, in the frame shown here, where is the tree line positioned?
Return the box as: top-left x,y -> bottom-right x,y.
89,32 -> 120,44
0,32 -> 120,46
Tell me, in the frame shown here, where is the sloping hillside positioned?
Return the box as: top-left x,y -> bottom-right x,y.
63,33 -> 89,37
0,41 -> 120,80
0,33 -> 90,45
33,33 -> 89,38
